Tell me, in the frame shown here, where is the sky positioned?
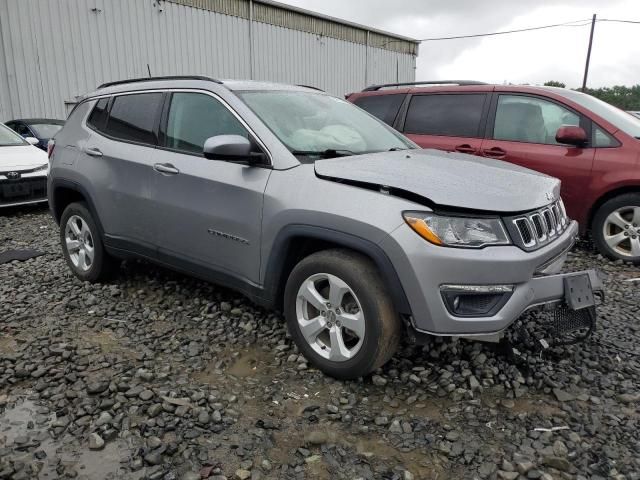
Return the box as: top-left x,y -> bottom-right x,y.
280,0 -> 640,89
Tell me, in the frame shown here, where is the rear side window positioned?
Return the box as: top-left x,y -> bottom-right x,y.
87,98 -> 110,131
103,93 -> 163,144
404,94 -> 487,137
353,94 -> 405,126
161,92 -> 248,154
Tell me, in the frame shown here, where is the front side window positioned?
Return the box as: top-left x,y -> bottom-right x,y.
404,94 -> 487,137
353,94 -> 405,126
493,95 -> 580,145
238,91 -> 414,156
103,93 -> 163,144
162,92 -> 248,154
0,124 -> 27,146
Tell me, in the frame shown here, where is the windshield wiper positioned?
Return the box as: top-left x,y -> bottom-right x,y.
291,149 -> 356,159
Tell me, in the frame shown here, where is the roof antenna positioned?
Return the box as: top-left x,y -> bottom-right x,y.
147,64 -> 152,78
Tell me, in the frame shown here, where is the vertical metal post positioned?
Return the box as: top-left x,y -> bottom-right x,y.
249,0 -> 254,80
581,14 -> 596,92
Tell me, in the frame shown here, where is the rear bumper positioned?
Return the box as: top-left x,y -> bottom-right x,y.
380,220 -> 602,335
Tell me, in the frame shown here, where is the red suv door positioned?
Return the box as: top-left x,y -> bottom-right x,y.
480,93 -> 595,222
402,93 -> 490,155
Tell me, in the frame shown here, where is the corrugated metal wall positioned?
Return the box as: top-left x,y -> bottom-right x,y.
0,0 -> 417,121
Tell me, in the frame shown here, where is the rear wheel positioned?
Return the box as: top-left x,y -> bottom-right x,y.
60,202 -> 118,282
592,193 -> 640,264
284,249 -> 401,379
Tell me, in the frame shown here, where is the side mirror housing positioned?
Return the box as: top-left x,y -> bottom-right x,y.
203,135 -> 265,164
555,126 -> 588,147
25,136 -> 40,146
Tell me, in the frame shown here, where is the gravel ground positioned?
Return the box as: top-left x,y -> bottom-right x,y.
1,205 -> 639,480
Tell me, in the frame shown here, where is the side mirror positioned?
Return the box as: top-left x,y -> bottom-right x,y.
203,135 -> 265,164
555,126 -> 588,147
25,136 -> 40,146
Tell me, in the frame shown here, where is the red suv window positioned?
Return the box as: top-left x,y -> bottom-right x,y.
404,94 -> 487,137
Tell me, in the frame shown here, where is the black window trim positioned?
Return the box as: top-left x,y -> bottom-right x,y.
400,92 -> 491,138
486,92 -> 594,148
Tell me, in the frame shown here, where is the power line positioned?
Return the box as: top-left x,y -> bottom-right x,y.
418,19 -> 592,42
415,18 -> 640,42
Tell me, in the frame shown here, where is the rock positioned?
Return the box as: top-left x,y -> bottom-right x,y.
553,388 -> 575,402
617,392 -> 640,403
148,404 -> 163,418
478,462 -> 496,478
542,456 -> 571,472
516,460 -> 534,474
87,382 -> 109,394
88,433 -> 105,450
498,472 -> 519,480
144,451 -> 163,465
95,412 -> 112,426
235,469 -> 251,480
389,420 -> 403,433
371,375 -> 387,386
553,440 -> 568,457
305,430 -> 328,445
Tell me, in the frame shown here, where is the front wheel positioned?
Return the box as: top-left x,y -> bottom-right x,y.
592,193 -> 640,264
284,249 -> 401,380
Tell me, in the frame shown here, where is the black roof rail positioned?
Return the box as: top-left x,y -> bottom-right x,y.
98,76 -> 223,89
362,80 -> 488,92
296,84 -> 325,92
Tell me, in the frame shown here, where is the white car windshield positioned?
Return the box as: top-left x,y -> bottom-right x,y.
238,91 -> 415,156
0,123 -> 27,146
555,89 -> 640,139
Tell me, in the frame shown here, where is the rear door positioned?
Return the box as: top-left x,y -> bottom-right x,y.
481,93 -> 595,219
150,90 -> 271,285
84,92 -> 164,249
400,93 -> 489,155
351,93 -> 406,127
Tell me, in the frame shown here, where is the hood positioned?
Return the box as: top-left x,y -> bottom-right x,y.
314,149 -> 561,213
0,144 -> 48,170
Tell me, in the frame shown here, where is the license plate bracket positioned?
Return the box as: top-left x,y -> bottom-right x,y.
563,274 -> 595,311
2,183 -> 30,198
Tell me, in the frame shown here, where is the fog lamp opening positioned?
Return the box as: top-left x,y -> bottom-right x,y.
440,285 -> 514,318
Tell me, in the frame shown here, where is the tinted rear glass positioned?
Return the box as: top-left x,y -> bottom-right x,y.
404,94 -> 486,137
104,93 -> 163,144
87,98 -> 110,131
353,94 -> 405,126
30,123 -> 63,139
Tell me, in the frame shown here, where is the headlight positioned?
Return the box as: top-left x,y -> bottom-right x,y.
33,163 -> 48,172
403,212 -> 511,248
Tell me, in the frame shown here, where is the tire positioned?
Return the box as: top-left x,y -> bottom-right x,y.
284,249 -> 401,380
592,193 -> 640,264
59,202 -> 118,282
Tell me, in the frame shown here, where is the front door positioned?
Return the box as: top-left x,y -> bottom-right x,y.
481,94 -> 595,219
150,91 -> 271,286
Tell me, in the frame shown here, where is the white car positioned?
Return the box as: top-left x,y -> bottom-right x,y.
0,122 -> 49,208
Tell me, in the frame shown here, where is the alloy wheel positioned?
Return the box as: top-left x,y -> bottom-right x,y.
603,206 -> 640,258
295,273 -> 365,362
65,215 -> 95,272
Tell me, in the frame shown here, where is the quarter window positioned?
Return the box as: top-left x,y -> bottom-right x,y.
353,94 -> 405,126
103,93 -> 163,144
404,94 -> 487,137
593,126 -> 618,148
493,95 -> 580,145
162,92 -> 248,154
87,98 -> 110,132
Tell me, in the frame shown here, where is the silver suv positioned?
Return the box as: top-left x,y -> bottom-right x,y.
48,77 -> 602,379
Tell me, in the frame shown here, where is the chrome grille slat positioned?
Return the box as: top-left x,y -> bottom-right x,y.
510,200 -> 569,250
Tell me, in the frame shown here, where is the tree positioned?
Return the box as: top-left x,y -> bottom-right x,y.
582,85 -> 640,110
544,80 -> 566,88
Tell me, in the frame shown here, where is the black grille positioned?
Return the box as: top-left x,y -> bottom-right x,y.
0,178 -> 47,206
531,215 -> 545,238
515,219 -> 533,245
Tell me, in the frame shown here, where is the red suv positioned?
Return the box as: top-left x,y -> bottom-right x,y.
348,81 -> 640,264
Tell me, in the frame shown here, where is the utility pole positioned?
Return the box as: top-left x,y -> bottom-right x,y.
581,14 -> 596,92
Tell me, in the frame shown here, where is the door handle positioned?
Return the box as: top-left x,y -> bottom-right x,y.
153,163 -> 180,175
83,147 -> 103,157
454,144 -> 477,154
482,147 -> 507,159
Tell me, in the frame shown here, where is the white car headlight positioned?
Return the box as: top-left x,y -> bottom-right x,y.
404,212 -> 511,248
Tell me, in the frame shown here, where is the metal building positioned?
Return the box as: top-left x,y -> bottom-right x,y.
0,0 -> 419,120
